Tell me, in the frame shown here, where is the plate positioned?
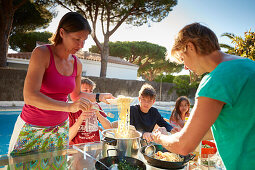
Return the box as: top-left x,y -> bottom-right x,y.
106,99 -> 118,105
106,96 -> 134,105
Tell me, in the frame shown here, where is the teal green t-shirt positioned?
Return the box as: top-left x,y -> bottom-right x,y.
196,59 -> 255,170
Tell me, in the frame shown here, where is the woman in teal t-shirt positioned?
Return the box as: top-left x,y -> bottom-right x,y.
152,23 -> 255,170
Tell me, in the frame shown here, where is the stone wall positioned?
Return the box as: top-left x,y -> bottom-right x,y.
0,68 -> 195,102
0,68 -> 26,101
87,76 -> 178,101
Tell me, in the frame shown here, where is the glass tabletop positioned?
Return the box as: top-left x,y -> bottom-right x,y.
0,142 -> 103,170
0,142 -> 189,170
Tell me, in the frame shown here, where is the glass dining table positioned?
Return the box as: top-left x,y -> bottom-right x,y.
0,142 -> 189,170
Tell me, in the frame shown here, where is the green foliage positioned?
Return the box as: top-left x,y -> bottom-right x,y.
9,31 -> 52,52
90,41 -> 183,80
12,0 -> 55,34
155,74 -> 176,95
173,75 -> 190,96
56,0 -> 177,27
172,75 -> 200,97
9,0 -> 55,52
154,74 -> 175,83
55,0 -> 178,77
220,30 -> 255,61
89,45 -> 100,54
125,0 -> 178,27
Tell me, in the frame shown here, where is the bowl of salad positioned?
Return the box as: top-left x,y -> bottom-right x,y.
201,140 -> 217,158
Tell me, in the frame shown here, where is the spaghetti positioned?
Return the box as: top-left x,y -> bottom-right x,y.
116,95 -> 133,138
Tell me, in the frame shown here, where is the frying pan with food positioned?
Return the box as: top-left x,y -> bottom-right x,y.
140,144 -> 195,169
95,156 -> 146,170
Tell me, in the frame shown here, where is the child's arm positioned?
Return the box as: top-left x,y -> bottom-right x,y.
96,110 -> 112,130
112,121 -> 118,128
157,116 -> 174,132
69,112 -> 93,142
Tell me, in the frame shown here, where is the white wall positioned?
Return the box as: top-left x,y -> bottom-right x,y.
7,57 -> 139,80
107,62 -> 138,80
7,58 -> 29,70
81,59 -> 138,80
81,60 -> 101,77
7,58 -> 29,65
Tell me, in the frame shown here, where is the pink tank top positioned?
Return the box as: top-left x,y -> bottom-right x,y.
21,45 -> 77,126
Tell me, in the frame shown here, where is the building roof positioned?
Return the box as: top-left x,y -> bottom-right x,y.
78,51 -> 138,67
7,51 -> 138,67
7,52 -> 31,60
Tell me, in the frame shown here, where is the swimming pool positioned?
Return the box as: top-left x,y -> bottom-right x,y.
0,106 -> 171,155
0,110 -> 21,156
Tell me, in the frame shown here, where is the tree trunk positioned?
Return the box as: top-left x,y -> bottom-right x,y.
0,2 -> 15,67
100,34 -> 110,78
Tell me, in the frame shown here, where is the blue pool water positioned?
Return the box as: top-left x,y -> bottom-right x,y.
0,110 -> 21,156
0,107 -> 171,155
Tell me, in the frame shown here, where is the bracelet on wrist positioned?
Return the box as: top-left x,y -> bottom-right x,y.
96,93 -> 100,103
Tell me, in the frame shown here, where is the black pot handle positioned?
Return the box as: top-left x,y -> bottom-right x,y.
102,137 -> 117,146
140,138 -> 149,147
140,138 -> 156,147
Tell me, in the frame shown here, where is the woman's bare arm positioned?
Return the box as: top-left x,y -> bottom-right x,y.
69,58 -> 96,102
153,97 -> 224,155
70,58 -> 114,103
23,46 -> 92,113
23,46 -> 71,111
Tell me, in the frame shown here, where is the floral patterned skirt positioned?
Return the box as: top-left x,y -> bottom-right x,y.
8,115 -> 69,169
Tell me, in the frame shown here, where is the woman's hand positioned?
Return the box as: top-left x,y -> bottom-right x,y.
99,93 -> 115,104
171,126 -> 181,134
143,132 -> 154,143
151,131 -> 164,144
68,97 -> 93,112
155,127 -> 168,135
77,111 -> 94,122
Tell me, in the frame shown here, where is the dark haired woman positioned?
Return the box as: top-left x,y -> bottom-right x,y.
8,12 -> 114,159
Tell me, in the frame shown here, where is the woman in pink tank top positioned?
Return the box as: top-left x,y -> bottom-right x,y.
8,12 -> 114,167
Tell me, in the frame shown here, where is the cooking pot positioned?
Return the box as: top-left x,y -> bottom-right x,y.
101,128 -> 142,158
140,144 -> 195,169
95,156 -> 146,170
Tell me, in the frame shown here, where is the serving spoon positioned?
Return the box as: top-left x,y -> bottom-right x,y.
145,144 -> 156,157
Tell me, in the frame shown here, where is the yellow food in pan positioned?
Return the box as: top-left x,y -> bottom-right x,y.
154,151 -> 184,162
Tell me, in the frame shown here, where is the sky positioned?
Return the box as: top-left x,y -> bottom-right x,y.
12,0 -> 255,75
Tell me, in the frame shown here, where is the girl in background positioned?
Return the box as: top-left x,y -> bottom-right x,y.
169,96 -> 190,128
